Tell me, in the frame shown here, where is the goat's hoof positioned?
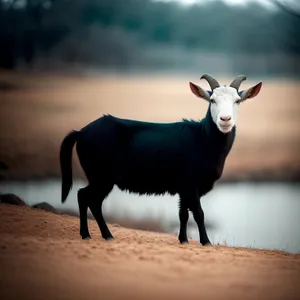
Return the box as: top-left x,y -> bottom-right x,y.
82,236 -> 91,240
180,240 -> 189,245
202,242 -> 213,246
105,237 -> 114,241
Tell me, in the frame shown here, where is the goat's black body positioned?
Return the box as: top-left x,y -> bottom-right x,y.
60,104 -> 236,245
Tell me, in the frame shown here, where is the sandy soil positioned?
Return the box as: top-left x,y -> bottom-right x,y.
0,70 -> 300,181
0,203 -> 300,300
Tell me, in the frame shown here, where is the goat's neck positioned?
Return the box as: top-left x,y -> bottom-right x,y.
203,104 -> 236,155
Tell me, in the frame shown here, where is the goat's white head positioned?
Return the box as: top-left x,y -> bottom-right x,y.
189,74 -> 262,134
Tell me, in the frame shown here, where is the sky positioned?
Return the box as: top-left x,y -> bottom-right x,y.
155,0 -> 276,9
156,0 -> 300,9
160,0 -> 270,4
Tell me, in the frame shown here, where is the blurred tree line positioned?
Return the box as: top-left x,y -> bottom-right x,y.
0,0 -> 299,76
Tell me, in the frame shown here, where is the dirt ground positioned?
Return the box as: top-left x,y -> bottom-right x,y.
0,203 -> 300,300
0,70 -> 300,181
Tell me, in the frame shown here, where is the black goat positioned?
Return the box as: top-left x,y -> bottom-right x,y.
60,74 -> 262,245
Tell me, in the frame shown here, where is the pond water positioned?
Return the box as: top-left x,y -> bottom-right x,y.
1,180 -> 299,253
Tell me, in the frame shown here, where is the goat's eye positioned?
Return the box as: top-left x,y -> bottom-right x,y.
210,99 -> 216,104
235,100 -> 241,104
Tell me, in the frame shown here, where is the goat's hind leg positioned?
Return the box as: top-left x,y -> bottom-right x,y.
78,187 -> 91,240
88,183 -> 114,241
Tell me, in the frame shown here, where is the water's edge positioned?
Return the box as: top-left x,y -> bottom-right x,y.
1,172 -> 300,184
1,180 -> 300,254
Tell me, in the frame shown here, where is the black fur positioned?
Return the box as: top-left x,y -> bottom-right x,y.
60,103 -> 236,245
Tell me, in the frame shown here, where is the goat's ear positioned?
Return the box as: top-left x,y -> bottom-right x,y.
189,82 -> 211,101
239,82 -> 262,101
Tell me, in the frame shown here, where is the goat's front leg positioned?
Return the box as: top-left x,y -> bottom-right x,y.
190,199 -> 212,246
180,189 -> 212,246
178,198 -> 189,244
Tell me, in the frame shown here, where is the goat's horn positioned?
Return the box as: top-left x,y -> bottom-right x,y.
229,75 -> 247,91
200,74 -> 220,90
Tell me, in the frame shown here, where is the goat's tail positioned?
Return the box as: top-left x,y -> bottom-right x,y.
60,130 -> 78,203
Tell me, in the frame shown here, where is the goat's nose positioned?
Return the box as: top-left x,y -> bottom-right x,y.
220,116 -> 231,122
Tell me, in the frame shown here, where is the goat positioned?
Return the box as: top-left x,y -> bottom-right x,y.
60,74 -> 262,246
